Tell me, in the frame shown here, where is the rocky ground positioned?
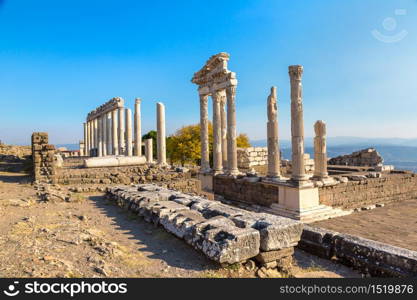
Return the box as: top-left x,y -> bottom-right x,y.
0,156 -> 360,278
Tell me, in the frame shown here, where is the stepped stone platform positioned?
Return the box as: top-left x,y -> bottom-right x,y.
106,184 -> 303,265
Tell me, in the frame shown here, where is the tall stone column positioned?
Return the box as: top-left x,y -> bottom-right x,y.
226,86 -> 239,175
125,108 -> 133,156
107,112 -> 113,155
289,65 -> 308,182
118,107 -> 125,155
112,109 -> 119,155
267,86 -> 281,179
87,121 -> 92,156
220,91 -> 228,170
212,90 -> 223,174
156,102 -> 167,165
83,122 -> 87,157
145,138 -> 153,163
94,118 -> 99,157
90,120 -> 95,156
314,120 -> 329,179
97,118 -> 103,157
134,98 -> 142,156
199,93 -> 210,173
102,114 -> 107,156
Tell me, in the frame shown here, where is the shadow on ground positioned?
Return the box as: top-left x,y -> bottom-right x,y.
88,195 -> 218,272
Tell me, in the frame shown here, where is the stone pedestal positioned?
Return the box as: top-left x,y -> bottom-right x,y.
198,172 -> 213,192
157,102 -> 167,165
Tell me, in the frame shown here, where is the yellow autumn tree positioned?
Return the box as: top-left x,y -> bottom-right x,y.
167,122 -> 251,165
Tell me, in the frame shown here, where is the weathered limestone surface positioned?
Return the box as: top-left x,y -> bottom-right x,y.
145,138 -> 153,163
118,107 -> 125,155
226,85 -> 239,175
299,225 -> 417,277
328,148 -> 384,167
289,65 -> 307,183
134,98 -> 142,156
267,87 -> 281,179
212,90 -> 223,174
112,109 -> 119,156
199,94 -> 210,173
237,147 -> 268,170
313,120 -> 328,179
156,102 -> 166,165
32,132 -> 57,183
106,184 -> 303,264
220,92 -> 228,169
125,108 -> 133,156
84,156 -> 147,168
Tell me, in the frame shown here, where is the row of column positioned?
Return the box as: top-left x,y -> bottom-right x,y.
265,65 -> 328,183
199,85 -> 238,175
83,99 -> 142,158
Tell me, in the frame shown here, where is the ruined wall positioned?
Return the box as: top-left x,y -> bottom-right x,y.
319,172 -> 417,209
328,148 -> 383,167
213,176 -> 279,207
56,164 -> 201,195
32,132 -> 57,183
237,147 -> 268,170
299,226 -> 417,277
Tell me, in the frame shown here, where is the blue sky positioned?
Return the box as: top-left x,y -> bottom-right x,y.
0,0 -> 416,145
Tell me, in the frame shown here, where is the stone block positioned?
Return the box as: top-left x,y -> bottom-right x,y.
255,247 -> 294,264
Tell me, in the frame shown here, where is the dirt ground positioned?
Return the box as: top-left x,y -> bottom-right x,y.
0,163 -> 361,278
314,199 -> 417,251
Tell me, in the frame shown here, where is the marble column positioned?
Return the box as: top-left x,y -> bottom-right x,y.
97,118 -> 103,157
212,90 -> 223,174
134,98 -> 142,156
199,93 -> 210,173
226,86 -> 239,175
314,120 -> 329,179
90,120 -> 95,156
118,107 -> 125,155
220,91 -> 228,170
87,121 -> 92,156
107,112 -> 113,155
145,138 -> 153,163
267,87 -> 281,179
102,114 -> 107,156
83,122 -> 87,157
125,108 -> 133,156
156,102 -> 167,165
112,109 -> 119,156
289,65 -> 307,182
94,118 -> 99,157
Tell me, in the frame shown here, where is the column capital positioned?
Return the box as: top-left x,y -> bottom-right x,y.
289,65 -> 303,81
135,98 -> 141,105
314,120 -> 326,136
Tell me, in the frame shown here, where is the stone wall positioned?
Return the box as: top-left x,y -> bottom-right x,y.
237,147 -> 268,170
298,226 -> 417,277
328,148 -> 383,167
106,184 -> 303,266
213,176 -> 279,207
32,132 -> 57,183
56,164 -> 201,195
319,172 -> 417,209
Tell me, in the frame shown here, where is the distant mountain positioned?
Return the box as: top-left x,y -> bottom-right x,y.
251,137 -> 417,148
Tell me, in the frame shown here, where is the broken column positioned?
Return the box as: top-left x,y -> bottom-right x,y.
289,65 -> 308,183
226,83 -> 239,175
199,93 -> 210,173
157,102 -> 167,165
314,120 -> 329,179
212,90 -> 223,174
112,109 -> 119,155
145,138 -> 153,163
134,98 -> 142,156
125,108 -> 133,156
267,86 -> 281,179
118,107 -> 125,155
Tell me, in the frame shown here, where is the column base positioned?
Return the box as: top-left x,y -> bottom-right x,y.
263,176 -> 289,184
